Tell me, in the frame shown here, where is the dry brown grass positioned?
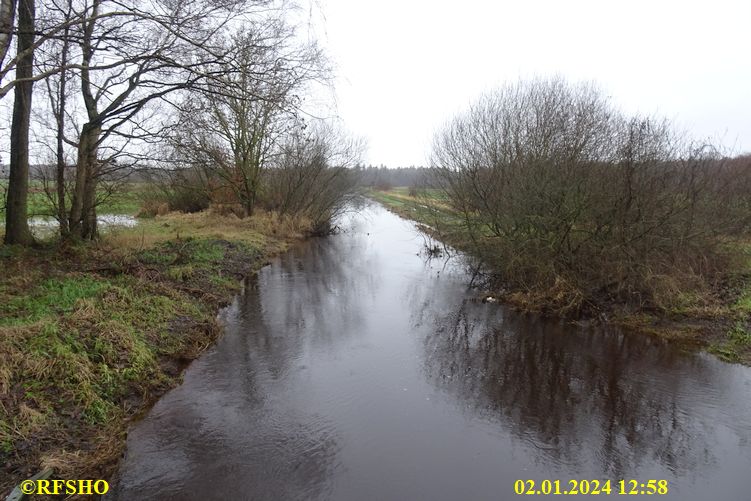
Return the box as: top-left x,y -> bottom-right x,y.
105,209 -> 311,254
137,199 -> 169,218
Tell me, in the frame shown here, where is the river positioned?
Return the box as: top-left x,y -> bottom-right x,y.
111,203 -> 751,500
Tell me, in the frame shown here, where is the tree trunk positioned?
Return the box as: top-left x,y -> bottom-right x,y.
4,0 -> 34,245
55,25 -> 70,237
0,0 -> 15,69
81,166 -> 97,239
56,120 -> 69,236
69,123 -> 100,239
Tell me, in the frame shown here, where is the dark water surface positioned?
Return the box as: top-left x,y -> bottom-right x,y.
113,204 -> 751,500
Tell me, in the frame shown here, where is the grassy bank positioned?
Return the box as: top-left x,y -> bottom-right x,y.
370,187 -> 751,365
0,210 -> 309,496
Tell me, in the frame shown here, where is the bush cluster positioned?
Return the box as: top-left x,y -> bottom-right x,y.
432,77 -> 751,313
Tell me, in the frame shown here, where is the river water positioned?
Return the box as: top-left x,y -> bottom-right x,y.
112,203 -> 751,500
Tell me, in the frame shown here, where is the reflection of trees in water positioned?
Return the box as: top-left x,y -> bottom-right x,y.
117,237 -> 372,500
232,233 -> 373,379
117,389 -> 339,501
117,286 -> 342,501
420,300 -> 719,477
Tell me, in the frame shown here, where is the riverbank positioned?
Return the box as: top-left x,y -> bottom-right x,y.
369,188 -> 751,365
0,210 -> 310,497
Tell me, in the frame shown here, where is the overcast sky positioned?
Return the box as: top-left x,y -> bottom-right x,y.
312,0 -> 750,166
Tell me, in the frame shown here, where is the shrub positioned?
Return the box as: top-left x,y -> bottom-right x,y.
260,123 -> 360,235
431,77 -> 751,313
139,168 -> 212,215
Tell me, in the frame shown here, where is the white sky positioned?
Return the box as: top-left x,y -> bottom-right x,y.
313,0 -> 751,166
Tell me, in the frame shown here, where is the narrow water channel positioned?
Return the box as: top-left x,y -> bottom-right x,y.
112,203 -> 751,500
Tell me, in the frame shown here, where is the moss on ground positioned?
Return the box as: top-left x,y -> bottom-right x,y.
0,210 -> 307,496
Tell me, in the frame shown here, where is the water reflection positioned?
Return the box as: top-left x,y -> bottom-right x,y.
112,257 -> 347,500
113,203 -> 751,501
232,237 -> 374,369
419,300 -> 730,477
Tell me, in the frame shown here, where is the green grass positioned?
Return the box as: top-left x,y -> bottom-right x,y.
0,257 -> 214,480
733,289 -> 751,314
0,273 -> 194,434
0,276 -> 111,327
137,239 -> 233,288
96,186 -> 144,215
0,180 -> 145,219
710,322 -> 751,363
0,209 -> 300,491
730,243 -> 751,314
708,241 -> 751,362
368,187 -> 461,226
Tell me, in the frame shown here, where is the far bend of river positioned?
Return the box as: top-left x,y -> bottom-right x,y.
112,203 -> 751,500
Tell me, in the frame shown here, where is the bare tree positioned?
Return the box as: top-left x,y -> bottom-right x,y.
171,19 -> 326,217
36,0 -> 76,235
0,0 -> 96,100
264,121 -> 361,234
62,0 -> 260,240
2,0 -> 336,243
4,0 -> 35,244
0,0 -> 15,69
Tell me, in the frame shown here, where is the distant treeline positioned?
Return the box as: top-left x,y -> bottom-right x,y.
355,166 -> 433,189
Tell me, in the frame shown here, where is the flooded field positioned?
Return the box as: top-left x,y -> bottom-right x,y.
0,214 -> 137,238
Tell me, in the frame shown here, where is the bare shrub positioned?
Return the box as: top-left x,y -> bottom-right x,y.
140,168 -> 212,216
432,77 -> 751,313
261,123 -> 361,235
